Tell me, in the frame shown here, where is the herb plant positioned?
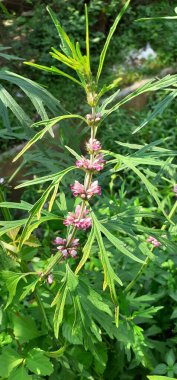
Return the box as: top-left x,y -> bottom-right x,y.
0,2 -> 177,379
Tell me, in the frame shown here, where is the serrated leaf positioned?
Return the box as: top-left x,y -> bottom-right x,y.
0,348 -> 23,377
1,271 -> 27,308
12,314 -> 41,343
20,278 -> 39,300
9,366 -> 32,380
26,349 -> 54,376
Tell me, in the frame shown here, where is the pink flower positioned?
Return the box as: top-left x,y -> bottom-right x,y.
87,181 -> 101,198
70,180 -> 101,199
75,217 -> 92,230
54,237 -> 66,245
54,234 -> 80,258
64,205 -> 92,230
70,181 -> 86,198
173,184 -> 177,197
86,138 -> 101,152
147,236 -> 161,247
92,154 -> 105,171
76,154 -> 105,172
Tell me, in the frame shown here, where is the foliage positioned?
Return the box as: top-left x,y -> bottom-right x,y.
0,2 -> 177,380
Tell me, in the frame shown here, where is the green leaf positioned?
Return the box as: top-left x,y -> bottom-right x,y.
45,346 -> 65,358
96,0 -> 130,81
20,278 -> 39,300
65,145 -> 82,160
165,349 -> 176,367
94,343 -> 108,375
147,377 -> 176,380
52,282 -> 68,338
92,212 -> 122,304
99,221 -> 144,264
9,366 -> 32,380
0,240 -> 18,254
1,271 -> 27,308
85,4 -> 90,71
12,314 -> 41,343
26,349 -> 54,376
15,166 -> 75,188
0,348 -> 23,377
0,84 -> 31,127
25,61 -> 84,86
66,264 -> 79,292
47,6 -> 75,57
75,227 -> 95,274
133,91 -> 177,134
13,114 -> 85,162
0,200 -> 32,211
103,75 -> 177,117
153,364 -> 168,375
110,152 -> 168,218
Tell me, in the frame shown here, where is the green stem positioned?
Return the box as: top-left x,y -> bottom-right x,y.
34,288 -> 52,331
124,200 -> 177,294
40,105 -> 97,276
41,251 -> 63,277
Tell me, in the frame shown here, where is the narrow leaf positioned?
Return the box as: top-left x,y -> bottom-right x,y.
96,0 -> 130,81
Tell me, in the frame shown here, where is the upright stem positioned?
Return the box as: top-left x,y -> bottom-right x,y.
124,200 -> 177,294
41,101 -> 97,276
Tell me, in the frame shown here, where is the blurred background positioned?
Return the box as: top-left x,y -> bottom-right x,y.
0,0 -> 177,200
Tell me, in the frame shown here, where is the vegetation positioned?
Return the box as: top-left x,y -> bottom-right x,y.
0,1 -> 177,379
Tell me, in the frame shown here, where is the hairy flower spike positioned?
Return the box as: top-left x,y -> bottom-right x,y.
76,154 -> 105,172
64,205 -> 92,230
86,138 -> 101,153
147,236 -> 161,247
54,234 -> 80,258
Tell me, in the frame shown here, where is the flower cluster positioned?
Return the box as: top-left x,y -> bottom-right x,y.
70,180 -> 101,199
173,184 -> 177,197
58,137 -> 104,259
147,236 -> 161,247
86,113 -> 101,124
63,205 -> 92,230
76,153 -> 105,172
54,235 -> 80,258
86,138 -> 101,153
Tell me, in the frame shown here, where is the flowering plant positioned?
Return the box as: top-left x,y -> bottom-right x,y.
0,2 -> 177,378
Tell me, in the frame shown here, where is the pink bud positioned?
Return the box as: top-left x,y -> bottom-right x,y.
47,274 -> 53,284
147,236 -> 161,247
